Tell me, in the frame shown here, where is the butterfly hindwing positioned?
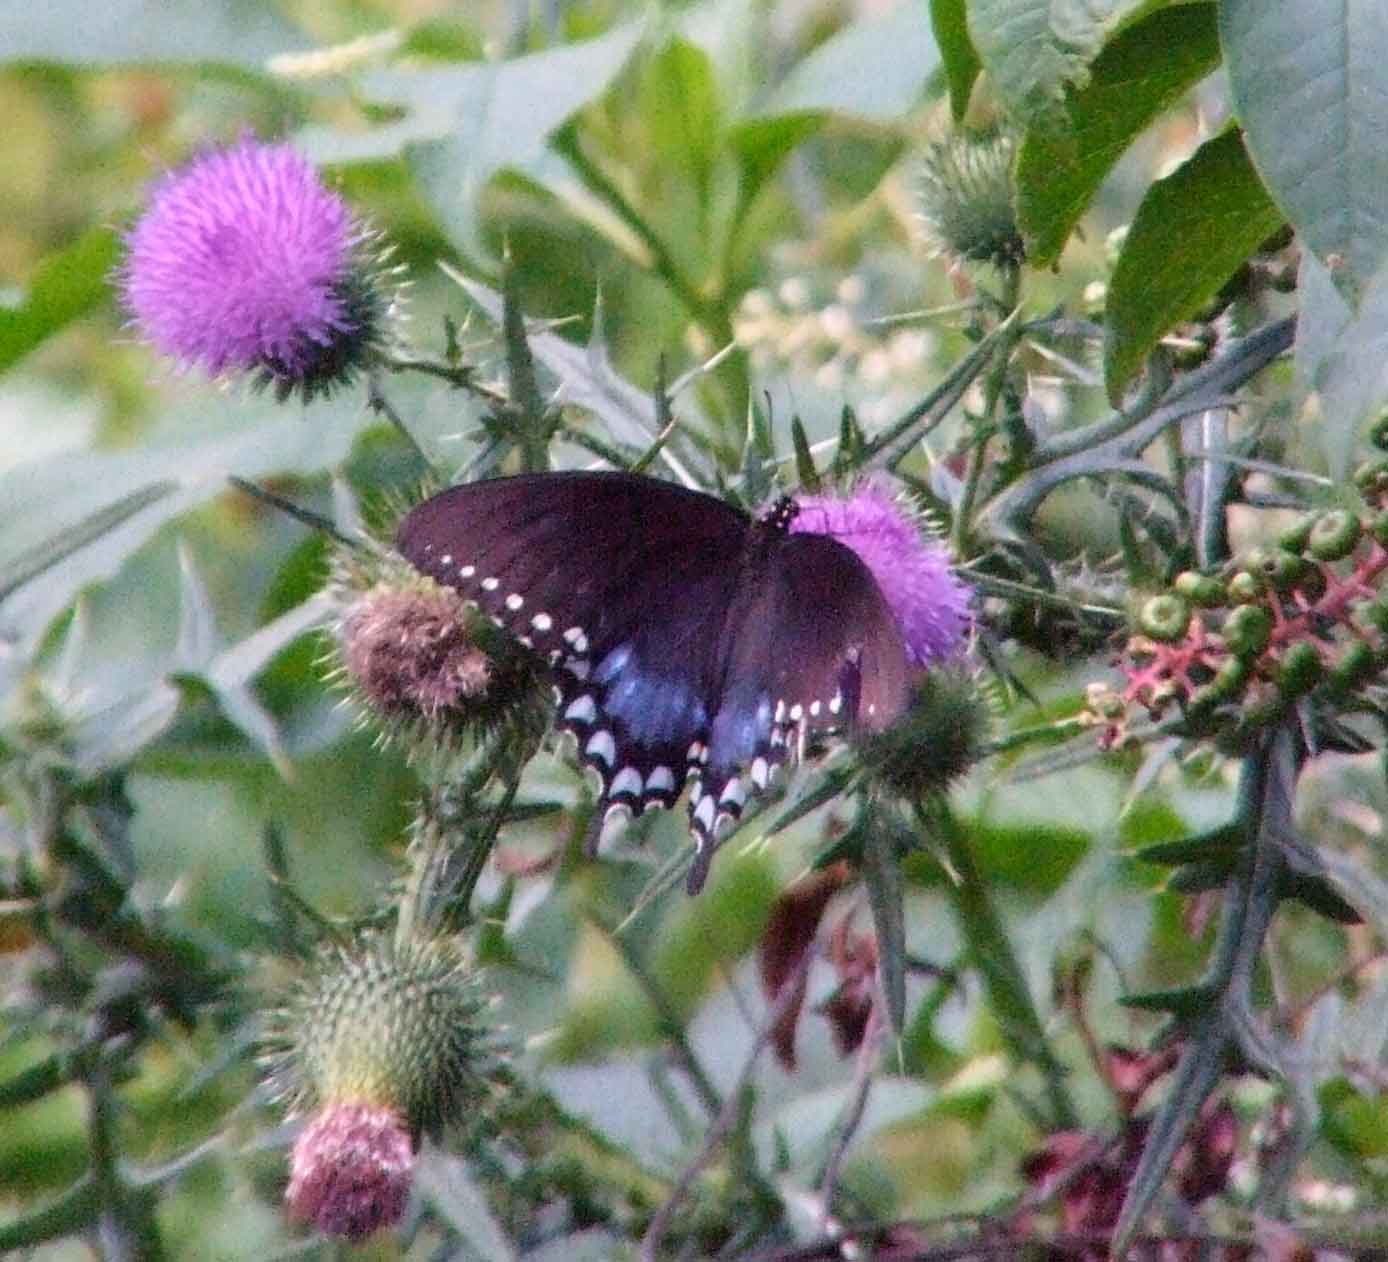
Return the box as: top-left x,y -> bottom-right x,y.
683,530 -> 912,891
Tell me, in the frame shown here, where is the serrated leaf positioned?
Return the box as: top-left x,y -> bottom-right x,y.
445,270 -> 707,486
930,0 -> 981,120
967,0 -> 1138,129
1015,3 -> 1219,266
1103,127 -> 1284,402
1221,0 -> 1388,304
0,227 -> 119,375
0,0 -> 309,67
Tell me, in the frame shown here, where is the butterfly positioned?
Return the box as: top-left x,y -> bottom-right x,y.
396,471 -> 912,892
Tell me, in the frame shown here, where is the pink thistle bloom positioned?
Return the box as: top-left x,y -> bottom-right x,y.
121,137 -> 381,399
286,1101 -> 415,1241
791,484 -> 971,666
340,583 -> 492,720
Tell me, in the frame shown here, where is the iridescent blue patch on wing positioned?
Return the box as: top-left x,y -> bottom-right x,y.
707,686 -> 772,769
599,643 -> 710,746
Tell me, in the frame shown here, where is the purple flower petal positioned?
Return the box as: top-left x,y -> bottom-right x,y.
286,1101 -> 414,1241
121,137 -> 359,380
791,483 -> 971,666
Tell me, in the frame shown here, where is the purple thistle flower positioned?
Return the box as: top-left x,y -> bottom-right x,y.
286,1101 -> 415,1241
791,483 -> 971,666
121,136 -> 386,401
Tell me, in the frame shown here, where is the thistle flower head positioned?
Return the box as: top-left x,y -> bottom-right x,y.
790,483 -> 971,666
286,1100 -> 414,1241
262,931 -> 498,1142
120,135 -> 391,401
327,543 -> 547,762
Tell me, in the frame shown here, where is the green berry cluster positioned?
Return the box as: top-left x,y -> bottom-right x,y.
1095,431 -> 1388,747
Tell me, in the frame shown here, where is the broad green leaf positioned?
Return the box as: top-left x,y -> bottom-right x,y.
751,2 -> 941,122
1296,253 -> 1388,478
726,114 -> 822,218
1103,128 -> 1284,402
0,0 -> 309,67
1221,0 -> 1388,304
0,391 -> 377,651
297,26 -> 641,259
966,0 -> 1140,128
1016,3 -> 1219,266
930,0 -> 981,120
0,228 -> 119,375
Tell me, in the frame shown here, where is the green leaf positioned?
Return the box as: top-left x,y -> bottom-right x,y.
966,0 -> 1137,128
298,26 -> 641,260
1103,127 -> 1284,402
0,228 -> 119,375
751,2 -> 941,122
861,801 -> 909,1033
726,114 -> 823,221
1221,0 -> 1388,304
0,0 -> 309,67
640,39 -> 723,199
0,391 -> 375,651
1015,3 -> 1219,266
930,0 -> 981,120
1296,253 -> 1388,478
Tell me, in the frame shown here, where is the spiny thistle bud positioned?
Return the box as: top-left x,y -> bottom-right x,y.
327,542 -> 546,761
263,932 -> 501,1239
120,136 -> 398,402
857,667 -> 993,800
916,130 -> 1025,270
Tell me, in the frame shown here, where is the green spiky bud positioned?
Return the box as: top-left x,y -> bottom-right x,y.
1277,516 -> 1316,555
1173,571 -> 1226,607
1227,571 -> 1261,604
857,667 -> 993,800
1277,642 -> 1323,699
1138,594 -> 1191,642
1307,510 -> 1363,562
1329,640 -> 1377,694
916,131 -> 1024,269
262,932 -> 498,1142
1222,605 -> 1272,658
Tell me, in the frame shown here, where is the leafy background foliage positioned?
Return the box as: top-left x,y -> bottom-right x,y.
4,0 -> 1388,1258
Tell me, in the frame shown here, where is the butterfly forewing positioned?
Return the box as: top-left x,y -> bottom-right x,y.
397,472 -> 748,815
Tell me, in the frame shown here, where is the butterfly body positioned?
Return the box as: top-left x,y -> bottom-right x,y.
396,471 -> 911,890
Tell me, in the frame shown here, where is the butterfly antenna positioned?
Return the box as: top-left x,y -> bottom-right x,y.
228,476 -> 360,550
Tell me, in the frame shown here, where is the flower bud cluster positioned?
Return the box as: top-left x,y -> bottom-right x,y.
1089,465 -> 1388,747
327,540 -> 547,761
